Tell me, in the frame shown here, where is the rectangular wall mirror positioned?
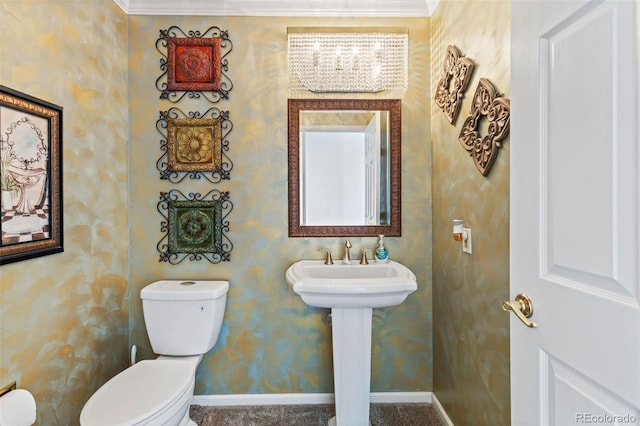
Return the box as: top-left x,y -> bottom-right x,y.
288,99 -> 401,237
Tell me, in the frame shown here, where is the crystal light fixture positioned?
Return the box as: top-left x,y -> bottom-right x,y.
287,27 -> 408,94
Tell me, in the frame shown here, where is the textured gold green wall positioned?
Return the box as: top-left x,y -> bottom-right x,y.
431,0 -> 511,424
0,0 -> 129,424
128,16 -> 432,395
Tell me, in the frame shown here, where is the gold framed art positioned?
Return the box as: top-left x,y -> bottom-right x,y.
156,107 -> 232,183
167,117 -> 222,173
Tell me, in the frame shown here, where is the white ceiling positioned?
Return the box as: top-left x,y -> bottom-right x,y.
113,0 -> 439,17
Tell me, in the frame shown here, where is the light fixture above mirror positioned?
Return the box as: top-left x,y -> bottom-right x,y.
287,27 -> 408,94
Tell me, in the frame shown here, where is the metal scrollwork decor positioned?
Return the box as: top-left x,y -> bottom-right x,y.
157,190 -> 233,264
434,45 -> 475,125
156,107 -> 232,183
458,78 -> 511,177
156,26 -> 233,103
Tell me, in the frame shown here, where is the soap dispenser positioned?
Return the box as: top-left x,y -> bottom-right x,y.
374,235 -> 389,263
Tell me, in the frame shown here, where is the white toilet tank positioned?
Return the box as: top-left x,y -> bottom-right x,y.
141,280 -> 229,356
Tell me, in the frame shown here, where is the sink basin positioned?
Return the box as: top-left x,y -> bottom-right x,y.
285,259 -> 417,308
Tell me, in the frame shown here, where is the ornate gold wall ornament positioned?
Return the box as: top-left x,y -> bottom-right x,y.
157,107 -> 232,183
458,78 -> 511,176
168,118 -> 220,169
434,45 -> 475,124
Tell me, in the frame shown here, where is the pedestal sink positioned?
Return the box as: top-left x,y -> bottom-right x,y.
285,259 -> 417,426
6,165 -> 46,214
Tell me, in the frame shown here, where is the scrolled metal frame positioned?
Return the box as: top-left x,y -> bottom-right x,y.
156,107 -> 233,183
156,26 -> 233,103
157,189 -> 233,264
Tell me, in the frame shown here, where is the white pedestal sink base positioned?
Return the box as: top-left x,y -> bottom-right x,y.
330,307 -> 373,426
285,259 -> 417,426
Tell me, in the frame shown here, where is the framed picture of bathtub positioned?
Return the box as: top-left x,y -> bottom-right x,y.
0,86 -> 63,265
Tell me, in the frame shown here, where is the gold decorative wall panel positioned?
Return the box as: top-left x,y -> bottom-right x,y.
434,45 -> 475,125
458,78 -> 511,176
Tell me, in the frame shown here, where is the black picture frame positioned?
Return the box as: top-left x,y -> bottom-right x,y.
0,86 -> 63,264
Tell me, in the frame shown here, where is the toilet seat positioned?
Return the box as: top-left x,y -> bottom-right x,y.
80,359 -> 195,426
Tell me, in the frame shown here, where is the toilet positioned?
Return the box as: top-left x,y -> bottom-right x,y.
80,280 -> 229,426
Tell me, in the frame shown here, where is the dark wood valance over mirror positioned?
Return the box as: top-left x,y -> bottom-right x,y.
288,98 -> 401,237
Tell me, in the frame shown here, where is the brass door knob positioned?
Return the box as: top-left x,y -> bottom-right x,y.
502,294 -> 537,328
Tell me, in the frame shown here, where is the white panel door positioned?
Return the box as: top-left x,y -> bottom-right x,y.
510,1 -> 640,424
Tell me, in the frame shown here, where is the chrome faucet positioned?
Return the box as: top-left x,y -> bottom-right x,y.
342,239 -> 352,264
318,248 -> 333,265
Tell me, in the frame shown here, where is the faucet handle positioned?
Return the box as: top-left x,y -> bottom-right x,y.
360,248 -> 374,265
318,249 -> 334,265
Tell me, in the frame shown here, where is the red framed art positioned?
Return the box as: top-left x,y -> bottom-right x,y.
156,26 -> 233,103
167,37 -> 222,92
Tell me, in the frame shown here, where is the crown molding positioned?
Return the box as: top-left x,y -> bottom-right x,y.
426,0 -> 440,15
112,0 -> 129,13
113,0 -> 439,17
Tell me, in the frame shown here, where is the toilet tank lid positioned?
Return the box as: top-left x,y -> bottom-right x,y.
141,280 -> 229,300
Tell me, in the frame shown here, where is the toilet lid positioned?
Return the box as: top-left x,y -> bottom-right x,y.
80,360 -> 194,426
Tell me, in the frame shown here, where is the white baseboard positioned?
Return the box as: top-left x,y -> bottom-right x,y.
431,392 -> 454,426
191,391 -> 432,407
370,392 -> 432,404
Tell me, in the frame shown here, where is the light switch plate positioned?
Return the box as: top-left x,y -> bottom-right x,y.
462,228 -> 472,254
